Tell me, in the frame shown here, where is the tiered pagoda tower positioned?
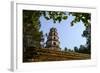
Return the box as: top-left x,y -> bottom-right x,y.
46,27 -> 60,51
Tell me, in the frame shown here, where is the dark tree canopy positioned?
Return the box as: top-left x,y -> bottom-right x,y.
74,46 -> 78,52
42,11 -> 91,27
41,11 -> 68,23
23,10 -> 91,28
69,12 -> 91,27
23,10 -> 42,49
64,47 -> 68,52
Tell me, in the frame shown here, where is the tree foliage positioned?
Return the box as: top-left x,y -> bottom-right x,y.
71,13 -> 91,54
23,10 -> 42,49
41,11 -> 91,27
82,25 -> 91,54
64,47 -> 68,52
74,45 -> 90,54
69,12 -> 91,27
74,46 -> 78,52
41,11 -> 68,23
79,45 -> 90,54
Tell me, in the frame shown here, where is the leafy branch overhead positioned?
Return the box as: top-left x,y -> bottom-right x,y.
41,11 -> 91,27
69,12 -> 91,27
40,11 -> 68,23
23,10 -> 91,27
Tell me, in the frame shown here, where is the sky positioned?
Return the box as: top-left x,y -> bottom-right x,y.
39,13 -> 86,50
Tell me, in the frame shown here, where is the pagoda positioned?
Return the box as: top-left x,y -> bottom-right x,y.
46,27 -> 60,51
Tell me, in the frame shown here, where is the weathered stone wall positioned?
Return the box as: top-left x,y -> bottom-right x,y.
23,48 -> 90,62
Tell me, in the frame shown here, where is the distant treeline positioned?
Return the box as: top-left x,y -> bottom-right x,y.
64,44 -> 90,54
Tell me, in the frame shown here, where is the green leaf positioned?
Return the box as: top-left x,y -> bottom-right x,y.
45,17 -> 50,20
71,21 -> 74,26
63,16 -> 67,20
58,17 -> 61,23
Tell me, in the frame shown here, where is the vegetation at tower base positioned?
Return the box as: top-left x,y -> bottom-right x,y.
23,10 -> 91,62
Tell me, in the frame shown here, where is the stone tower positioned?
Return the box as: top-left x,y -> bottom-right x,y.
46,27 -> 60,51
